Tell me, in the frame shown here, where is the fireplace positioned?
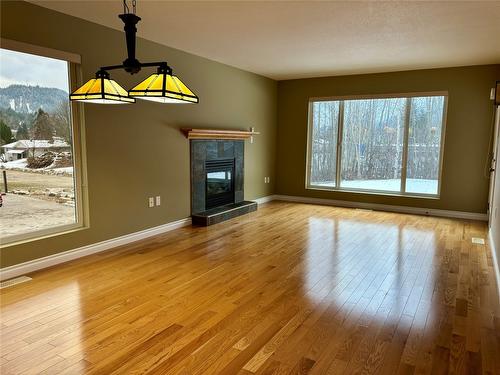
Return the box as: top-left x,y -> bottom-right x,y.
205,159 -> 235,209
190,140 -> 244,213
190,139 -> 256,225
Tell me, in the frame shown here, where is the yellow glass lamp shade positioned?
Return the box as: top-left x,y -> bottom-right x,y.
70,70 -> 135,104
129,65 -> 199,104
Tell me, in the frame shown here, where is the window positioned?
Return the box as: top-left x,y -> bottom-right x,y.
307,93 -> 447,196
309,101 -> 339,187
406,96 -> 445,194
0,42 -> 86,244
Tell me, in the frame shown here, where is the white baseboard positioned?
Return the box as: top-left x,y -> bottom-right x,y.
489,229 -> 500,302
254,195 -> 277,205
0,217 -> 191,281
273,194 -> 488,221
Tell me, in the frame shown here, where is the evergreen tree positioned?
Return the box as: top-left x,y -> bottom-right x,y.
16,122 -> 30,140
32,109 -> 54,141
0,120 -> 14,146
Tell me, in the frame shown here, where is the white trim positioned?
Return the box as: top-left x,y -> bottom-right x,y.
1,38 -> 81,63
0,218 -> 191,281
0,276 -> 32,289
254,195 -> 277,204
488,229 -> 500,302
306,185 -> 440,199
1,223 -> 84,248
273,194 -> 488,221
309,91 -> 449,102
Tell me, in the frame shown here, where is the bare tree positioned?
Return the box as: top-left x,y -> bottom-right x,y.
52,101 -> 71,143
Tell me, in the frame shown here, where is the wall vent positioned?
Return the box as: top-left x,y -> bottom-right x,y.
471,237 -> 485,245
0,276 -> 32,289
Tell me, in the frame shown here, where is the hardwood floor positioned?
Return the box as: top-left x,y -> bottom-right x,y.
1,201 -> 499,374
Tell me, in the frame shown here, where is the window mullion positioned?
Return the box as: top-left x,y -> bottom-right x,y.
336,101 -> 344,188
401,97 -> 411,193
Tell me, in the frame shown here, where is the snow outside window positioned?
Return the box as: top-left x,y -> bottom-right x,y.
307,93 -> 447,197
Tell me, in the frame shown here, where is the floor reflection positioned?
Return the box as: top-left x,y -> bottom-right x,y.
305,213 -> 436,329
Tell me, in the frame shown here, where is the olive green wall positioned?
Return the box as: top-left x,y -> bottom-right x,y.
277,65 -> 500,213
0,1 -> 277,267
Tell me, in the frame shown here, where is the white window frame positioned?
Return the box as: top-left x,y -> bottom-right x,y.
0,39 -> 89,246
306,91 -> 448,198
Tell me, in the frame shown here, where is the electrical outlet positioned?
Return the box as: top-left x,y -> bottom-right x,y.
148,197 -> 155,208
156,196 -> 161,206
264,177 -> 270,183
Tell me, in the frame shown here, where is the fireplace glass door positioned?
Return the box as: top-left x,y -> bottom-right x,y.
205,159 -> 235,209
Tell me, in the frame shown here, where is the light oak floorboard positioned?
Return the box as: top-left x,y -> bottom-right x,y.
1,202 -> 499,374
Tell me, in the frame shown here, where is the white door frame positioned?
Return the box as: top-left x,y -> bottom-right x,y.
489,106 -> 500,225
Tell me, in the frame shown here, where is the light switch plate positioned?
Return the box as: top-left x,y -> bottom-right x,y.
148,197 -> 155,208
156,196 -> 161,206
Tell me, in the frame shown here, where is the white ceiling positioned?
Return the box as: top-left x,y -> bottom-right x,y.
30,1 -> 500,80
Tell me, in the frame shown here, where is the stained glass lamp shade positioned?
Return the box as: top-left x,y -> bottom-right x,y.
70,70 -> 135,104
129,66 -> 198,104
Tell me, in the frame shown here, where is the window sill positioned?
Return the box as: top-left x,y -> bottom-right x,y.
0,223 -> 89,249
306,185 -> 440,200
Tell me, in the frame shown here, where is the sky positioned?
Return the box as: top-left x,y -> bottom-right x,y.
0,48 -> 69,92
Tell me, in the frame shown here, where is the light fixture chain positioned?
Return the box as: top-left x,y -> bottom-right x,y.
123,0 -> 136,15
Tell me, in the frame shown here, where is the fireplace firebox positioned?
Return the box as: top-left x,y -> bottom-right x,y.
205,159 -> 235,210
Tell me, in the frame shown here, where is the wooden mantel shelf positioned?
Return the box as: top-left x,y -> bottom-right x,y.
181,128 -> 260,140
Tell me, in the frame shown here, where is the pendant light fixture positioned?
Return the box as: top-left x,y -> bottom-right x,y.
70,69 -> 135,104
129,63 -> 198,103
70,0 -> 198,105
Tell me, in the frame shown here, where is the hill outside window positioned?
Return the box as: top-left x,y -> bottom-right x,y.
0,40 -> 87,245
306,93 -> 447,197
